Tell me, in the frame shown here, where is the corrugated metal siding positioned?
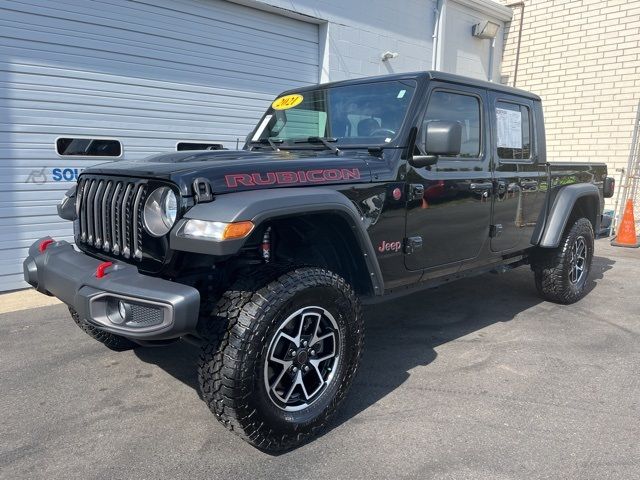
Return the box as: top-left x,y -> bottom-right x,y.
0,0 -> 319,291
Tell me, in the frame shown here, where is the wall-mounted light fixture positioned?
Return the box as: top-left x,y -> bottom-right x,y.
472,20 -> 500,39
381,51 -> 399,62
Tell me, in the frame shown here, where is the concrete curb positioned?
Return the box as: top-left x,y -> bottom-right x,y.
0,288 -> 62,315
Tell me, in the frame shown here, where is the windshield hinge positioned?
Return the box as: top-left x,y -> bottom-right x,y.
192,178 -> 213,203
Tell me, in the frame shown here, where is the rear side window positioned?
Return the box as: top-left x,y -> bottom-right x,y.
496,102 -> 531,160
424,91 -> 481,158
56,138 -> 121,157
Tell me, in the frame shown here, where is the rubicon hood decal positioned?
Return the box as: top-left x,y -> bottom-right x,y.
225,168 -> 361,188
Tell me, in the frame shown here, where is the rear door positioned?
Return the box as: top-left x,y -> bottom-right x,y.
489,93 -> 546,252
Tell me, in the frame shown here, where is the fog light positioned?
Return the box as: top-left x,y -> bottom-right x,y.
107,298 -> 131,325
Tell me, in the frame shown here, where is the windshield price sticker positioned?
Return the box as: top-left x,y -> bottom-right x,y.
272,94 -> 304,110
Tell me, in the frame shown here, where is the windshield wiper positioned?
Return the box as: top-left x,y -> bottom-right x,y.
249,138 -> 283,152
295,136 -> 341,156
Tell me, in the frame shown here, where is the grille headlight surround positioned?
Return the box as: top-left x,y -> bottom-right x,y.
143,186 -> 178,237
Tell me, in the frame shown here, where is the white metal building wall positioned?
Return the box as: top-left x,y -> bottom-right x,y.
0,0 -> 319,291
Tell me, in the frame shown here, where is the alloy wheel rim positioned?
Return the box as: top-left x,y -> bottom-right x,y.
263,306 -> 340,412
569,235 -> 587,285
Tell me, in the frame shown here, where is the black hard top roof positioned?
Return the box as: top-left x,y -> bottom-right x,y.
286,70 -> 540,101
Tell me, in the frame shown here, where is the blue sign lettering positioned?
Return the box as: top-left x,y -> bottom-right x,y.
52,168 -> 83,182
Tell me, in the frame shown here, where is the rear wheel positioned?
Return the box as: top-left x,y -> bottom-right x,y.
69,307 -> 137,351
532,217 -> 594,304
198,267 -> 363,452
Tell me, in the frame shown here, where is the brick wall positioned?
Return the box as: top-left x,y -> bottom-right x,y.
500,0 -> 640,207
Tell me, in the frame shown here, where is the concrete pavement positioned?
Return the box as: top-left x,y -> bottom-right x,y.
1,239 -> 639,479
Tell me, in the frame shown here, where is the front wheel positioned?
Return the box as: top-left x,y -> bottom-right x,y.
198,267 -> 363,452
532,217 -> 594,304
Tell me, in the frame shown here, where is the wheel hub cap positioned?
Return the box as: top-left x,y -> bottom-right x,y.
295,350 -> 309,366
263,306 -> 340,411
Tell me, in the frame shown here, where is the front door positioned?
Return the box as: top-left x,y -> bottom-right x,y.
488,93 -> 546,252
404,83 -> 492,272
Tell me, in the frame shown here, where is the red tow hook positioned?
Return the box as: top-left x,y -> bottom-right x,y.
95,261 -> 113,279
39,239 -> 55,253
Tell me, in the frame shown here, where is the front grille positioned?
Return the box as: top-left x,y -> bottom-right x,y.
76,177 -> 147,261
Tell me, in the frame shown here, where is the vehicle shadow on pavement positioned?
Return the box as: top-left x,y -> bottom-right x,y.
133,255 -> 614,452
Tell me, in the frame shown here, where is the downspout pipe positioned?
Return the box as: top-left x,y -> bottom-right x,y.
431,0 -> 445,70
488,37 -> 496,82
506,1 -> 525,87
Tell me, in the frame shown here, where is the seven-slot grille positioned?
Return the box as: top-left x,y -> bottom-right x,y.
76,177 -> 147,261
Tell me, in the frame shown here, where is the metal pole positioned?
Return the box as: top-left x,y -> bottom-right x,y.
611,167 -> 625,234
615,100 -> 640,231
506,1 -> 525,87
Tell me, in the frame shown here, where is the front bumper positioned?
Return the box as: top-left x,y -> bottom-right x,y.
23,238 -> 200,341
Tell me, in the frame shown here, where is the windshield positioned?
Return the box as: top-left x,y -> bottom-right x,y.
250,79 -> 417,148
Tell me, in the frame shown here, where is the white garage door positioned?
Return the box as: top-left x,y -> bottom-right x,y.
0,0 -> 319,291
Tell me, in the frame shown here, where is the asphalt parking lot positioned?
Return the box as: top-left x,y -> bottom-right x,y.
1,238 -> 639,480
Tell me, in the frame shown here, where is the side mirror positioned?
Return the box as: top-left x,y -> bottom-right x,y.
603,176 -> 615,198
410,121 -> 462,168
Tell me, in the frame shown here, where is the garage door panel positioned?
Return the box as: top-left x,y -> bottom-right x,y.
0,274 -> 32,292
120,0 -> 319,42
2,77 -> 276,112
7,112 -> 264,134
2,63 -> 286,103
0,236 -> 71,252
7,98 -> 271,123
2,5 -> 319,69
0,21 -> 319,76
3,7 -> 319,60
50,0 -> 317,45
0,44 -> 317,95
0,190 -> 65,204
0,0 -> 319,290
5,97 -> 267,123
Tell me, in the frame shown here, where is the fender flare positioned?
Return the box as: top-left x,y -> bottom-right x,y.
170,187 -> 384,295
534,183 -> 600,248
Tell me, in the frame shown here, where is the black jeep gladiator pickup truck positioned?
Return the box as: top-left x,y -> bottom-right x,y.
24,71 -> 614,452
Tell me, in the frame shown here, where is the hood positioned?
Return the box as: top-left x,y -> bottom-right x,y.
84,149 -> 373,196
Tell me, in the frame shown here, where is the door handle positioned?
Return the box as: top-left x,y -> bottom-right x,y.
408,183 -> 425,201
469,181 -> 493,192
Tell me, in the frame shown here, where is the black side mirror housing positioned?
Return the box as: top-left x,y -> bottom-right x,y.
424,120 -> 463,156
410,121 -> 462,168
57,185 -> 78,221
603,176 -> 615,198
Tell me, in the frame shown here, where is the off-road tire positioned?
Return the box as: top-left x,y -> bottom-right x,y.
69,307 -> 137,351
198,267 -> 363,452
532,217 -> 594,304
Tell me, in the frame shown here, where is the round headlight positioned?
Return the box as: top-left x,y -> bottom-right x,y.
164,188 -> 177,225
143,187 -> 178,237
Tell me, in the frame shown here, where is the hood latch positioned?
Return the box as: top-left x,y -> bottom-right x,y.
192,178 -> 213,203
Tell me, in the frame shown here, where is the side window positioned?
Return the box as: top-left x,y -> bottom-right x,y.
496,102 -> 531,160
423,91 -> 481,158
56,138 -> 121,157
